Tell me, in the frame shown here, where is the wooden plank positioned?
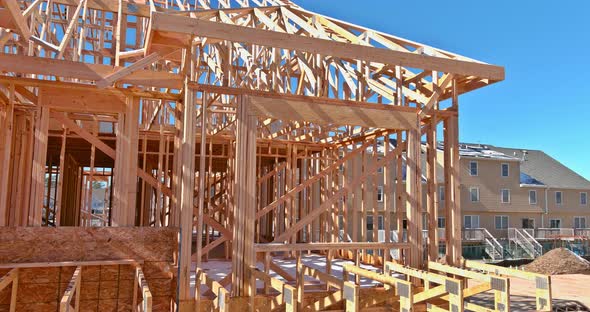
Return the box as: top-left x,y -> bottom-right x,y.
247,95 -> 416,129
2,0 -> 32,40
150,12 -> 505,80
0,54 -> 182,89
255,242 -> 410,252
59,266 -> 81,312
96,52 -> 162,88
40,86 -> 126,113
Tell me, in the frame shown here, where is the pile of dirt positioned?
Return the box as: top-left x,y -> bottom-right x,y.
524,248 -> 590,275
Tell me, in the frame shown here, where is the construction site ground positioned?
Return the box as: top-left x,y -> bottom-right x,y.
469,274 -> 590,311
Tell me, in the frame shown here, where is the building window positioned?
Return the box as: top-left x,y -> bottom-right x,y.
367,215 -> 374,231
501,163 -> 509,177
555,191 -> 562,205
378,215 -> 384,230
550,219 -> 561,229
501,189 -> 510,203
495,215 -> 509,229
581,192 -> 588,205
338,215 -> 344,230
470,187 -> 480,202
438,217 -> 446,228
377,186 -> 384,202
469,161 -> 478,176
574,217 -> 587,229
439,186 -> 445,201
529,190 -> 537,205
377,157 -> 383,173
464,215 -> 480,229
522,218 -> 535,229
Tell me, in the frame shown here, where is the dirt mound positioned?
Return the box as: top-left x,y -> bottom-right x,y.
524,248 -> 590,275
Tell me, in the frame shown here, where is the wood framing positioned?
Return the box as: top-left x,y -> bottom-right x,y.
0,0 -> 504,310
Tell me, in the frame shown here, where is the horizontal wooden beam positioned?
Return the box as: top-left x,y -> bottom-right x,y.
254,242 -> 411,252
150,12 -> 504,80
247,94 -> 416,129
0,53 -> 182,89
40,86 -> 127,113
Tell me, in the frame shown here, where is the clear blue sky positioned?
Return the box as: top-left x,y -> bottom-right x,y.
296,0 -> 590,180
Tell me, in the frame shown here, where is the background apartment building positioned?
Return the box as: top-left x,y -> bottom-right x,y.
341,141 -> 590,259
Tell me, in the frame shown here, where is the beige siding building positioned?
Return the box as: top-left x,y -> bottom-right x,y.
344,141 -> 590,258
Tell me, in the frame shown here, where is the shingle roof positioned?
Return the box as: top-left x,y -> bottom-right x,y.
436,142 -> 520,161
489,146 -> 590,189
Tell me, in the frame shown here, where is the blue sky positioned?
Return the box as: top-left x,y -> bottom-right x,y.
295,0 -> 590,180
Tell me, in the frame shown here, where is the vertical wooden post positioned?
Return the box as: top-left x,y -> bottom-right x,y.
232,95 -> 257,297
445,78 -> 462,266
426,118 -> 439,261
29,105 -> 49,226
195,92 -> 207,267
406,114 -> 423,270
178,72 -> 196,309
54,125 -> 67,226
0,84 -> 15,226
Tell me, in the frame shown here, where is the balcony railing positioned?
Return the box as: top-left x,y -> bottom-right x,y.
535,228 -> 575,239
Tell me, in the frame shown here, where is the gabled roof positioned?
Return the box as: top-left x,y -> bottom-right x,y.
435,142 -> 519,161
489,146 -> 590,190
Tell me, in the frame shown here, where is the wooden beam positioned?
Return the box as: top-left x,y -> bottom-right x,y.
247,95 -> 416,129
150,12 -> 505,80
2,0 -> 32,40
96,52 -> 162,88
0,54 -> 182,89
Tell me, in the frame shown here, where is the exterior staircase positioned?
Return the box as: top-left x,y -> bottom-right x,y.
463,228 -> 504,261
508,228 -> 542,258
481,228 -> 504,261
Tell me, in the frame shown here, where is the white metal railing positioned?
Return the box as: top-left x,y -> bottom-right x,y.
536,228 -> 575,239
508,228 -> 541,258
574,228 -> 590,238
522,229 -> 543,256
463,228 -> 503,260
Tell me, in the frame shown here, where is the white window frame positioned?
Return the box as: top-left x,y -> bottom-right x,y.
377,186 -> 384,202
469,161 -> 478,176
501,163 -> 509,177
555,191 -> 563,205
529,190 -> 537,205
439,185 -> 445,202
464,215 -> 480,229
495,215 -> 509,229
377,157 -> 383,173
366,215 -> 374,231
581,192 -> 588,205
437,217 -> 446,228
501,189 -> 511,203
469,187 -> 480,202
377,215 -> 384,231
549,218 -> 561,229
574,216 -> 587,229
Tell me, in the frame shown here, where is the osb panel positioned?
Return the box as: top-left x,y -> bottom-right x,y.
0,227 -> 178,263
143,262 -> 174,279
97,299 -> 117,312
100,265 -> 120,281
118,264 -> 135,280
17,283 -> 58,304
117,297 -> 132,312
146,278 -> 173,297
117,279 -> 134,299
18,267 -> 60,283
98,281 -> 119,300
152,296 -> 173,312
0,286 -> 11,305
13,302 -> 57,312
79,300 -> 99,312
